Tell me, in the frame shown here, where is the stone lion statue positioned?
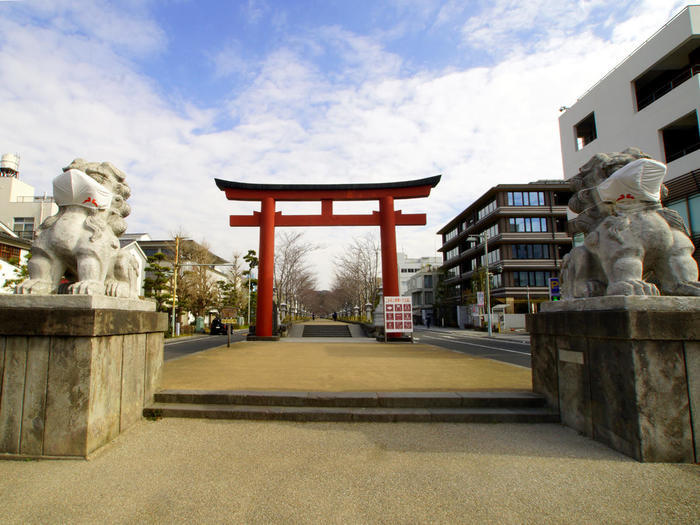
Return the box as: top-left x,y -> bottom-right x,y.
561,147 -> 700,299
17,159 -> 140,297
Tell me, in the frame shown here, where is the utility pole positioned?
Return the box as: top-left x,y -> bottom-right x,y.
484,231 -> 492,337
467,232 -> 492,337
170,236 -> 181,337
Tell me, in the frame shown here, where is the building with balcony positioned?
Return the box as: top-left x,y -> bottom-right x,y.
558,5 -> 699,261
436,181 -> 573,327
0,154 -> 57,241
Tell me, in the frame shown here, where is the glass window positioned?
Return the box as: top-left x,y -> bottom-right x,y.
444,228 -> 458,242
688,195 -> 700,234
424,275 -> 433,288
508,217 -> 548,233
507,191 -> 545,207
13,217 -> 34,240
666,200 -> 690,231
424,291 -> 434,304
477,200 -> 496,220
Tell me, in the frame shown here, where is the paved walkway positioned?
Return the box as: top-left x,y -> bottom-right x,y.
1,419 -> 697,523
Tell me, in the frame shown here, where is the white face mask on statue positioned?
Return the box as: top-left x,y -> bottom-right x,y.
595,158 -> 666,211
52,169 -> 113,210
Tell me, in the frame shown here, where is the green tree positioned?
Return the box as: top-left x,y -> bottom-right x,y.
243,249 -> 258,323
143,252 -> 172,312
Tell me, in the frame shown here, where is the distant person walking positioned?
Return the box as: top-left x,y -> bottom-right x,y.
426,315 -> 431,329
312,313 -> 315,320
332,312 -> 337,322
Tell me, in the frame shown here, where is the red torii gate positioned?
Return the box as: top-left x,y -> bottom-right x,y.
215,175 -> 441,338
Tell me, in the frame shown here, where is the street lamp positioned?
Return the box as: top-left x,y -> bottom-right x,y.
467,232 -> 492,337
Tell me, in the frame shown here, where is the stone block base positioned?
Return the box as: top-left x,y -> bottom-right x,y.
0,296 -> 167,459
527,296 -> 700,463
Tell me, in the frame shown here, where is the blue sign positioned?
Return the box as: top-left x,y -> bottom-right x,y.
548,277 -> 561,300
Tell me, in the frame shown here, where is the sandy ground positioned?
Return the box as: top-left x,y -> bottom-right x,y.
162,341 -> 532,391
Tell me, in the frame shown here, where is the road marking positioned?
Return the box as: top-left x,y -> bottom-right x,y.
417,335 -> 531,356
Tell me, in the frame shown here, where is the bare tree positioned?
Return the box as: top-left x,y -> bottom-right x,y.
274,231 -> 319,313
178,239 -> 220,318
216,252 -> 247,315
331,234 -> 381,312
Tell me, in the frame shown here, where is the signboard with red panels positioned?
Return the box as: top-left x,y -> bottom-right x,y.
384,296 -> 413,333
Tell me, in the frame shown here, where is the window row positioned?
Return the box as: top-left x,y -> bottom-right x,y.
508,217 -> 548,233
507,191 -> 545,207
444,228 -> 458,242
445,247 -> 459,261
477,200 -> 496,220
480,248 -> 501,266
512,244 -> 551,259
512,271 -> 552,287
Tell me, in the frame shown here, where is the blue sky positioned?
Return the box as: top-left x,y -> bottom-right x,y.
0,0 -> 687,288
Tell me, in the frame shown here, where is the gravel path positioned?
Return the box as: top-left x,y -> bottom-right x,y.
1,419 -> 698,524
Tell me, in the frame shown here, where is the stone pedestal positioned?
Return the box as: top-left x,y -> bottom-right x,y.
527,296 -> 700,463
0,296 -> 167,459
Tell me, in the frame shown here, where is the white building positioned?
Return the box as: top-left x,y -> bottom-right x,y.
405,265 -> 440,325
0,221 -> 31,293
558,5 -> 699,260
397,252 -> 441,296
0,154 -> 57,241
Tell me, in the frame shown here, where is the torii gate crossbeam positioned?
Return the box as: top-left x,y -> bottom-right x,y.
215,175 -> 441,338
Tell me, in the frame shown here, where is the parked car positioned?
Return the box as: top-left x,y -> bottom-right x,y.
210,318 -> 227,335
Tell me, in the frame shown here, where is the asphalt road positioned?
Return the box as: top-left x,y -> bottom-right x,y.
413,329 -> 531,368
164,332 -> 247,361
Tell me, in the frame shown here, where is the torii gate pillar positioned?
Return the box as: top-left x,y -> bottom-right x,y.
257,196 -> 276,337
215,175 -> 441,338
379,196 -> 399,300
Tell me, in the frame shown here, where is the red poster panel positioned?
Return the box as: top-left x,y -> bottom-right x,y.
384,296 -> 413,333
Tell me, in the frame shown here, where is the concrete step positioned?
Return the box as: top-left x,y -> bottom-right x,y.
143,403 -> 560,423
302,325 -> 351,337
144,390 -> 558,423
153,390 -> 547,408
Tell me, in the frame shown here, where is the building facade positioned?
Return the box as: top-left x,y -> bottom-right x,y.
397,252 -> 441,296
437,181 -> 572,326
404,264 -> 440,325
0,154 -> 57,241
0,221 -> 31,293
558,5 -> 699,261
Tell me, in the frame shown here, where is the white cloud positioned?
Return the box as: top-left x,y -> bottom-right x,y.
0,0 -> 685,288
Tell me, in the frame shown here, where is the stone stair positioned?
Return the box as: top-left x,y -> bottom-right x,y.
302,325 -> 352,337
144,390 -> 559,423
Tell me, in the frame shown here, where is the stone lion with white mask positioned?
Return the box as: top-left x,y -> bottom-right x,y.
561,148 -> 700,298
17,159 -> 139,297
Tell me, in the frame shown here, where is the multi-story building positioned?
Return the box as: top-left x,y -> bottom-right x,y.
558,5 -> 699,262
397,252 -> 441,296
404,263 -> 440,325
437,181 -> 572,326
0,154 -> 57,241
